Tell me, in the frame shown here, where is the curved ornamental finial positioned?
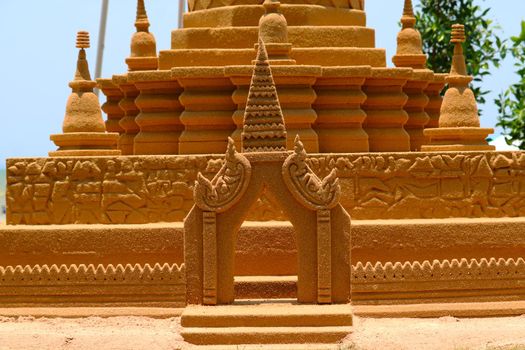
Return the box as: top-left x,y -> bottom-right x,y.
282,135 -> 341,210
194,138 -> 252,213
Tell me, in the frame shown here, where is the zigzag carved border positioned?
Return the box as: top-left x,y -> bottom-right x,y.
0,263 -> 185,286
352,258 -> 525,283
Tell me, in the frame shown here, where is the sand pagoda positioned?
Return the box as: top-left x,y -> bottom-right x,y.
2,0 -> 525,347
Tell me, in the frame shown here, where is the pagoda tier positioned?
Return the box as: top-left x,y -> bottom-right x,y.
159,0 -> 386,69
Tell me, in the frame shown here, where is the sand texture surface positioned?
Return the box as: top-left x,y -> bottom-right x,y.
0,315 -> 524,349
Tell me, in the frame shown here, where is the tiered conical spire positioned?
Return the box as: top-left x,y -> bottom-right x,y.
241,38 -> 287,152
449,24 -> 468,77
135,0 -> 150,32
402,0 -> 414,21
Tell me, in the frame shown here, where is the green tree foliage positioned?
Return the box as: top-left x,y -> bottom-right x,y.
414,0 -> 506,115
496,22 -> 525,150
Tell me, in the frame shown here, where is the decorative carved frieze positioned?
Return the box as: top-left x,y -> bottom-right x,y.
6,151 -> 525,224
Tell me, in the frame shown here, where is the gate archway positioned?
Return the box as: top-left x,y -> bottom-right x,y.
184,138 -> 351,305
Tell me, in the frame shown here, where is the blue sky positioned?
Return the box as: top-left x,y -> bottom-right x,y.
0,0 -> 523,167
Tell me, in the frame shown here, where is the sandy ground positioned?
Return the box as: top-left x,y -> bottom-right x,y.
0,315 -> 524,350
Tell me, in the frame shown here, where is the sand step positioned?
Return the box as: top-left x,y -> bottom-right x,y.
186,345 -> 350,350
182,326 -> 353,345
234,275 -> 297,300
181,302 -> 353,345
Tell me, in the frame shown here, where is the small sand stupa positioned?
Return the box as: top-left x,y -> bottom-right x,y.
423,24 -> 495,151
126,0 -> 158,72
242,38 -> 288,152
49,31 -> 120,157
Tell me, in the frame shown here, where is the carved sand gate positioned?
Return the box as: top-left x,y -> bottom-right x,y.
184,138 -> 351,305
183,39 -> 351,306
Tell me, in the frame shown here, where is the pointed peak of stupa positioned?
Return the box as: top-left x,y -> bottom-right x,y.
450,24 -> 468,76
135,0 -> 150,32
241,38 -> 287,153
257,36 -> 269,62
402,0 -> 415,24
74,31 -> 92,82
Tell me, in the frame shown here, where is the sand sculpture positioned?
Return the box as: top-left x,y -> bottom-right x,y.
3,0 -> 525,347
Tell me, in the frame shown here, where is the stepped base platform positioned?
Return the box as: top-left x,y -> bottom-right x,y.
181,300 -> 353,345
1,300 -> 524,319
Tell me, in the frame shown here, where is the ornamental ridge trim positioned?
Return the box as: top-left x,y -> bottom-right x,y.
352,257 -> 525,283
282,135 -> 341,210
194,137 -> 252,213
0,263 -> 185,286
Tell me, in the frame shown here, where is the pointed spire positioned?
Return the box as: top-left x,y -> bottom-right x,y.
449,24 -> 468,76
403,0 -> 414,20
241,38 -> 287,153
74,31 -> 92,81
135,0 -> 150,32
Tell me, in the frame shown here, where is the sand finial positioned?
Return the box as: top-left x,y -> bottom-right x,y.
74,31 -> 92,81
402,0 -> 414,20
392,0 -> 426,68
76,31 -> 90,49
135,0 -> 150,32
241,38 -> 287,153
450,24 -> 468,76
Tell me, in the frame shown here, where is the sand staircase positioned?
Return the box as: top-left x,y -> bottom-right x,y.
181,300 -> 353,346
